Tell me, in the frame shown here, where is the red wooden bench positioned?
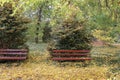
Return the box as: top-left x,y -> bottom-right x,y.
51,50 -> 92,61
0,49 -> 28,60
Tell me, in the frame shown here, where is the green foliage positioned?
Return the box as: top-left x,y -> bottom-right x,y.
42,24 -> 52,43
82,0 -> 120,42
48,4 -> 93,50
1,0 -> 120,43
0,2 -> 30,49
56,27 -> 93,50
92,29 -> 114,43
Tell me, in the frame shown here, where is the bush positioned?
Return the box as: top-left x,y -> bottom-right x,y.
48,15 -> 93,50
0,2 -> 30,49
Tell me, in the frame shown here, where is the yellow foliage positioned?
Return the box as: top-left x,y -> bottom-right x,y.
92,29 -> 114,43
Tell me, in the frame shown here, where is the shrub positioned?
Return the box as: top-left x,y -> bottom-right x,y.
0,2 -> 30,49
48,15 -> 93,50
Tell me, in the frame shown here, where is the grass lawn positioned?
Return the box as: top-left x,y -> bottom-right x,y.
0,43 -> 119,80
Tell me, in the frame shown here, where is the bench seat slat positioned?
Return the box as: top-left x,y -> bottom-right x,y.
53,50 -> 90,53
52,57 -> 92,61
52,53 -> 89,57
0,49 -> 28,52
0,52 -> 27,55
0,57 -> 26,60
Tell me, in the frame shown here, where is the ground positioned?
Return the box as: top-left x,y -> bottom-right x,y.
0,43 -> 120,80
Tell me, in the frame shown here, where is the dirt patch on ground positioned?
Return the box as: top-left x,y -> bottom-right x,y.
92,40 -> 120,47
92,40 -> 105,46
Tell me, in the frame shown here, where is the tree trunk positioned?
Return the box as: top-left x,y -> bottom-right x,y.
35,7 -> 42,43
98,0 -> 102,13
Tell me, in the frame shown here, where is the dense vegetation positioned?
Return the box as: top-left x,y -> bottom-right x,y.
0,2 -> 30,49
1,0 -> 120,43
49,10 -> 93,50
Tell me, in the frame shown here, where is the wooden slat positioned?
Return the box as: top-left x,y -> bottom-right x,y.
0,57 -> 26,60
52,53 -> 89,57
52,57 -> 92,61
53,50 -> 90,53
0,52 -> 27,55
0,49 -> 28,53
